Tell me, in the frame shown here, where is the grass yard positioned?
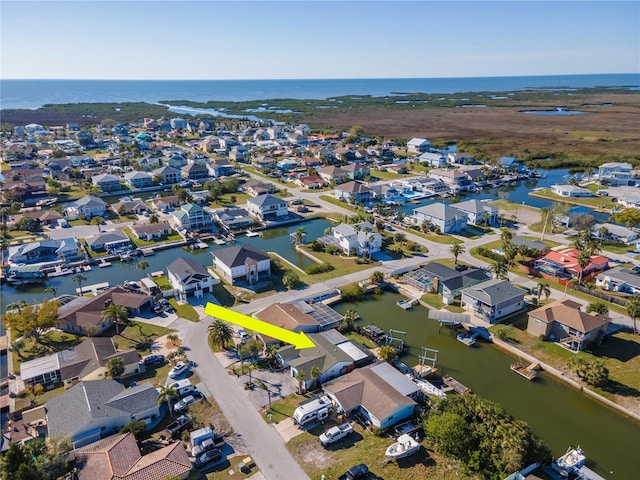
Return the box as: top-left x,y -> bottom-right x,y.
299,248 -> 380,283
11,329 -> 86,372
490,199 -> 540,213
169,298 -> 200,322
204,455 -> 261,480
421,292 -> 444,310
263,393 -> 306,424
601,243 -> 637,255
114,320 -> 175,354
529,188 -> 615,210
369,170 -> 404,181
15,384 -> 66,411
344,331 -> 375,349
153,275 -> 173,290
209,192 -> 252,207
319,195 -> 361,214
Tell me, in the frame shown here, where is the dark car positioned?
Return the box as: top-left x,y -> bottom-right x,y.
143,354 -> 165,366
194,448 -> 222,468
454,264 -> 468,272
345,464 -> 369,480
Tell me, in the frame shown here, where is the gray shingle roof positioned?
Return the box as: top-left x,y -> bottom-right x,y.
414,202 -> 465,221
167,257 -> 210,280
212,244 -> 269,268
461,278 -> 526,306
248,194 -> 287,208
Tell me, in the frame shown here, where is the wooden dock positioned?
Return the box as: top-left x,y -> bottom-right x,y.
510,362 -> 539,380
442,375 -> 471,394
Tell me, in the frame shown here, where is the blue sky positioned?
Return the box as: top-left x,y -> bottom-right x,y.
1,1 -> 638,79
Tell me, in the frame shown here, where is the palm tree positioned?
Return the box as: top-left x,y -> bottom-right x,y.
378,345 -> 398,363
102,303 -> 129,335
536,283 -> 551,305
157,383 -> 179,416
207,318 -> 234,350
149,214 -> 160,224
292,227 -> 306,246
6,300 -> 28,313
310,366 -> 322,389
626,294 -> 640,334
449,242 -> 465,265
136,260 -> 150,276
72,273 -> 87,296
576,251 -> 592,285
265,345 -> 279,368
586,302 -> 609,316
44,286 -> 57,297
490,260 -> 509,280
598,226 -> 609,246
295,371 -> 306,395
167,333 -> 179,346
500,228 -> 513,244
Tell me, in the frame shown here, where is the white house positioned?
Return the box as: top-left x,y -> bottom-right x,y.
412,203 -> 468,233
211,244 -> 271,285
331,222 -> 382,256
406,138 -> 431,153
591,222 -> 638,245
247,194 -> 289,221
124,171 -> 153,188
595,266 -> 640,295
171,203 -> 213,233
65,195 -> 107,220
428,169 -> 472,192
460,278 -> 527,323
451,199 -> 499,225
596,162 -> 634,186
167,257 -> 218,302
92,173 -> 122,192
552,184 -> 594,197
418,152 -> 447,168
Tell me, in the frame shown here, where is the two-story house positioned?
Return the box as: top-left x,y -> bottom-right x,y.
167,257 -> 217,301
211,244 -> 271,285
412,203 -> 467,233
596,162 -> 634,186
247,194 -> 289,221
181,163 -> 209,181
330,222 -> 382,257
461,278 -> 527,323
65,195 -> 107,220
171,203 -> 213,232
334,181 -> 374,204
428,169 -> 472,192
152,165 -> 182,184
124,171 -> 153,188
92,173 -> 122,192
451,199 -> 499,225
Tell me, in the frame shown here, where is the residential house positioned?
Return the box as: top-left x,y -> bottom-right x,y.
123,171 -> 153,188
138,155 -> 161,171
92,173 -> 122,192
448,152 -> 475,165
86,230 -> 131,252
461,278 -> 527,323
534,248 -> 609,282
329,222 -> 382,256
45,380 -> 160,448
3,175 -> 47,202
596,266 -> 640,295
428,169 -> 472,192
412,203 -> 468,233
167,257 -> 218,301
499,156 -> 525,172
511,236 -> 550,255
342,162 -> 370,180
403,262 -> 492,299
247,194 -> 289,221
277,158 -> 299,171
301,157 -> 322,169
609,186 -> 640,208
333,147 -> 357,162
386,164 -> 408,175
212,207 -> 256,230
65,195 -> 107,220
552,184 -> 594,197
229,146 -> 249,162
597,162 -> 634,186
57,286 -> 153,334
171,203 -> 213,233
371,184 -> 404,201
317,165 -> 348,184
287,132 -> 309,146
527,299 -> 609,351
451,199 -> 498,225
334,181 -> 374,204
149,194 -> 181,212
407,138 -> 431,153
323,362 -> 419,430
130,222 -> 173,241
200,136 -> 221,152
111,199 -> 150,215
8,238 -> 84,266
20,337 -> 140,387
418,152 -> 447,168
591,222 -> 638,245
170,118 -> 187,130
211,244 -> 271,285
74,433 -> 192,480
278,330 -> 373,391
244,180 -> 275,197
11,209 -> 63,229
181,163 -> 209,181
167,155 -> 187,169
295,175 -> 326,189
209,159 -> 236,178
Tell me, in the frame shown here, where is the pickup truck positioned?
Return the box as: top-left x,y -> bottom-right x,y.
338,463 -> 369,480
165,414 -> 193,436
319,423 -> 354,447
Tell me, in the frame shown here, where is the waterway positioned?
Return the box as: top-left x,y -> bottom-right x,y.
334,292 -> 639,478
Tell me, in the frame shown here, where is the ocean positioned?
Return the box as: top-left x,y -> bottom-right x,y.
1,74 -> 638,110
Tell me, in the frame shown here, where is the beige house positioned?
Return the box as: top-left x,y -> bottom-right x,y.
527,299 -> 609,351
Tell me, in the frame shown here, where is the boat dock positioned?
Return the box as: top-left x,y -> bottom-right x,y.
511,362 -> 539,380
457,332 -> 477,346
76,282 -> 110,295
442,375 -> 471,394
396,297 -> 418,310
575,465 -> 607,480
415,379 -> 447,398
141,248 -> 155,256
98,260 -> 112,268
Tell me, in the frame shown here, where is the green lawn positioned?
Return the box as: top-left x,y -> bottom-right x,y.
344,331 -> 375,349
114,321 -> 175,354
319,195 -> 361,214
421,293 -> 444,310
11,330 -> 86,372
153,275 -> 173,290
298,248 -> 380,283
529,189 -> 615,210
369,170 -> 404,180
490,199 -> 541,213
169,298 -> 200,322
601,243 -> 637,254
209,192 -> 252,207
263,393 -> 305,423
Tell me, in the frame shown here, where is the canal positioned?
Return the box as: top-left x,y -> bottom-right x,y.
334,292 -> 639,478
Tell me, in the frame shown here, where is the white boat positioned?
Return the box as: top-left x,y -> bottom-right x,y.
553,446 -> 586,476
385,434 -> 420,459
245,230 -> 260,237
396,299 -> 413,310
456,332 -> 476,346
415,379 -> 446,398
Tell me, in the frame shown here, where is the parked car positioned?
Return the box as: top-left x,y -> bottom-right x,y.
143,354 -> 165,366
165,414 -> 193,436
193,448 -> 222,469
340,464 -> 369,480
168,361 -> 190,379
174,394 -> 197,413
192,434 -> 225,457
237,329 -> 249,342
454,264 -> 468,272
319,423 -> 354,446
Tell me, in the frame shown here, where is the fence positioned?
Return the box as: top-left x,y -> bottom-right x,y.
571,284 -> 628,306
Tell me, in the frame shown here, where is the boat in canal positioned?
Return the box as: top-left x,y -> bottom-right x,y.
396,298 -> 415,310
553,446 -> 586,476
456,332 -> 477,346
385,434 -> 420,459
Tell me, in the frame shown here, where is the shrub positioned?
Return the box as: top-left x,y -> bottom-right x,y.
342,284 -> 365,302
305,263 -> 335,275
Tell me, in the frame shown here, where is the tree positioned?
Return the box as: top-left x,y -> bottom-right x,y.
612,207 -> 640,228
586,302 -> 609,316
310,366 -> 322,389
449,242 -> 465,264
424,411 -> 474,460
82,324 -> 101,337
490,260 -> 509,280
393,232 -> 407,245
120,420 -> 146,441
167,333 -> 180,346
536,283 -> 551,305
2,299 -> 59,343
282,271 -> 302,290
370,270 -> 385,284
339,309 -> 358,333
378,344 -> 398,363
102,303 -> 129,335
500,228 -> 513,244
157,383 -> 179,416
626,294 -> 640,334
106,357 -> 125,378
149,213 -> 160,224
295,371 -> 306,395
72,272 -> 87,295
576,251 -> 592,285
1,443 -> 39,480
136,260 -> 149,276
6,300 -> 27,313
583,360 -> 609,387
292,227 -> 306,246
43,286 -> 57,297
208,318 -> 233,349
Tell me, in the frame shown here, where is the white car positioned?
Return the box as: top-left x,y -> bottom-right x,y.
174,394 -> 196,413
168,361 -> 189,379
319,423 -> 354,446
237,329 -> 249,342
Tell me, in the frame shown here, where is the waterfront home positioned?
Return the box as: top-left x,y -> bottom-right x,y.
328,222 -> 382,256
209,158 -> 236,178
418,152 -> 447,168
8,238 -> 84,265
20,337 -> 140,387
3,175 -> 47,202
551,184 -> 594,197
407,137 -> 431,153
403,262 -> 491,299
123,171 -> 153,188
323,362 -> 419,430
247,194 -> 289,221
92,173 -> 122,192
499,156 -> 525,172
334,181 -> 374,204
428,168 -> 472,192
65,195 -> 107,220
608,186 -> 640,208
74,432 -> 192,480
596,266 -> 640,294
370,183 -> 404,201
341,162 -> 370,180
317,165 -> 348,184
171,203 -> 214,233
111,199 -> 150,216
295,174 -> 326,189
591,222 -> 638,245
526,299 -> 609,351
596,162 -> 634,186
212,207 -> 256,230
534,248 -> 609,282
277,330 -> 373,391
46,380 -> 160,448
152,165 -> 182,184
181,162 -> 209,181
451,199 -> 499,225
448,152 -> 475,165
412,203 -> 468,233
130,221 -> 173,241
86,230 -> 131,252
460,278 -> 527,323
167,257 -> 218,302
10,209 -> 63,229
149,194 -> 181,212
211,244 -> 271,285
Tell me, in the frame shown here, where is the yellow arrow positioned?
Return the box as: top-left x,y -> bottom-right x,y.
204,303 -> 316,350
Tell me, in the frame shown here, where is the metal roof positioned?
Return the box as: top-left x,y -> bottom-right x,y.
337,342 -> 369,362
20,353 -> 61,381
370,362 -> 419,397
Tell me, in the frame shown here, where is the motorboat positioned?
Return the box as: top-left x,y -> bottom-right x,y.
385,434 -> 420,459
553,446 -> 586,476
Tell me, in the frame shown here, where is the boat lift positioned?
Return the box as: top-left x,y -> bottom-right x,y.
387,329 -> 407,352
418,346 -> 439,368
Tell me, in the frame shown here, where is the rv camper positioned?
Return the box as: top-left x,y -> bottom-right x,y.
293,395 -> 332,426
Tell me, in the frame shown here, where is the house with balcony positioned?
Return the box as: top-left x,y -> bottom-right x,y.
527,299 -> 609,351
92,173 -> 122,192
86,230 -> 131,253
317,165 -> 348,184
167,257 -> 218,302
247,194 -> 289,222
181,163 -> 209,181
211,244 -> 271,286
152,166 -> 181,184
428,169 -> 472,192
412,202 -> 467,233
596,162 -> 634,186
407,137 -> 431,153
328,222 -> 382,256
460,278 -> 527,323
451,199 -> 499,225
341,162 -> 370,180
65,195 -> 107,219
209,159 -> 236,178
212,207 -> 256,231
124,171 -> 153,188
448,152 -> 476,165
418,152 -> 447,168
334,181 -> 374,204
8,238 -> 84,266
499,156 -> 525,172
171,203 -> 213,233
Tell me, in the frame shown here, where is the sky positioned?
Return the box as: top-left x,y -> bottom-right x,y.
1,1 -> 638,80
